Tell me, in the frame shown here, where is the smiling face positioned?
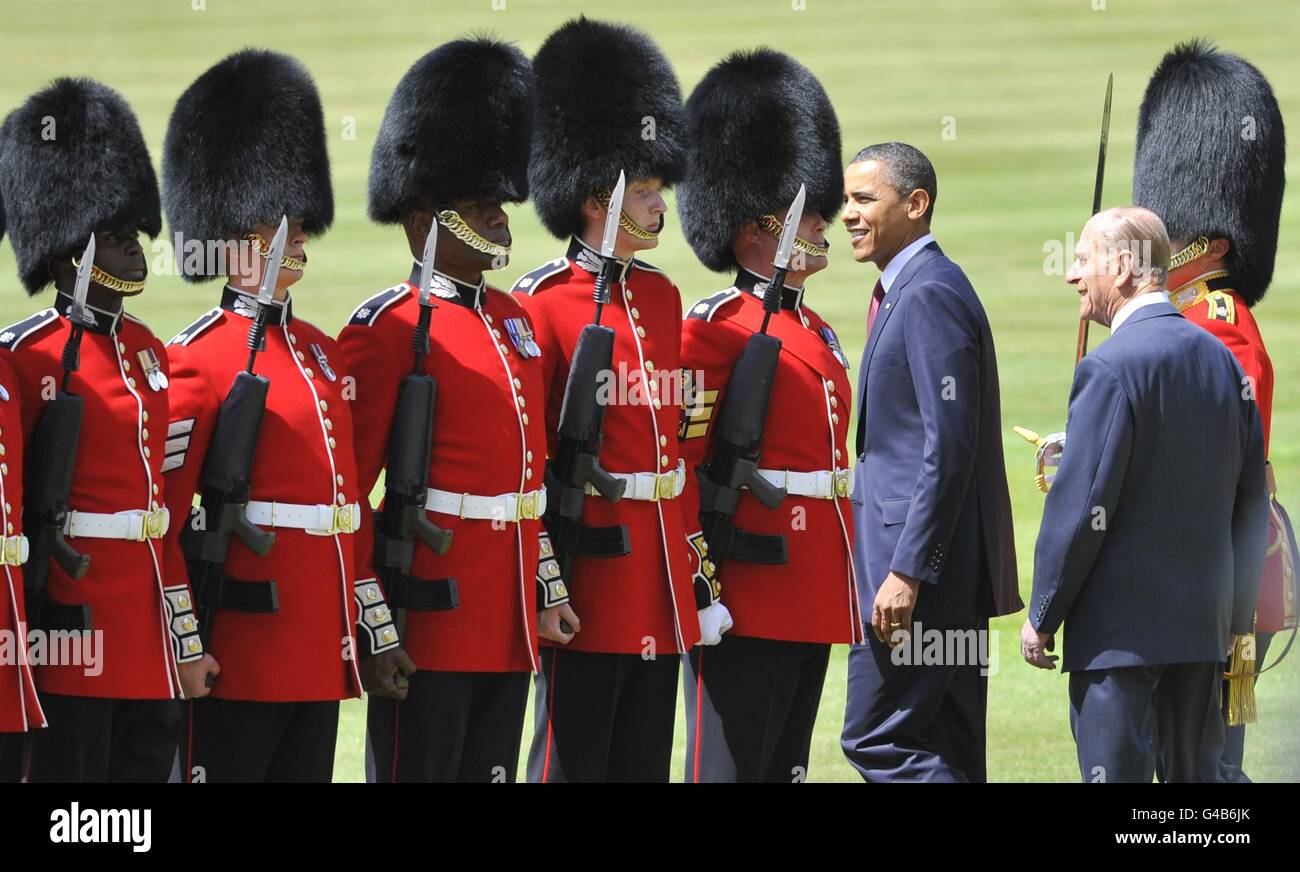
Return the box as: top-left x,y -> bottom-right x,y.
841,159 -> 930,269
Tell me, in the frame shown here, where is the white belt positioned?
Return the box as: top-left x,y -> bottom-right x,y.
756,468 -> 852,500
245,500 -> 361,535
65,507 -> 171,541
0,534 -> 29,566
587,460 -> 686,502
425,487 -> 547,522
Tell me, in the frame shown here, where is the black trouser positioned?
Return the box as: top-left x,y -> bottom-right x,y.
1071,661 -> 1224,783
366,670 -> 529,783
181,698 -> 339,783
1220,631 -> 1275,783
841,621 -> 990,782
0,732 -> 26,782
683,634 -> 830,783
527,648 -> 680,783
26,694 -> 180,783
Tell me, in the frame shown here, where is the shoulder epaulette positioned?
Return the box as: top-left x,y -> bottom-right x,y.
685,289 -> 742,322
1205,290 -> 1238,325
510,258 -> 569,295
0,309 -> 58,350
348,284 -> 410,327
169,308 -> 223,346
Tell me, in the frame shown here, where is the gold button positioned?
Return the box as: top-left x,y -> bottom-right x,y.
336,474 -> 344,486
637,326 -> 646,338
305,368 -> 314,379
513,378 -> 522,389
128,377 -> 137,388
832,413 -> 840,425
152,500 -> 159,510
187,639 -> 201,653
526,468 -> 533,480
835,449 -> 843,461
526,450 -> 534,462
118,342 -> 127,354
328,437 -> 336,449
6,523 -> 12,534
123,360 -> 131,372
485,314 -> 493,324
142,428 -> 151,440
648,380 -> 658,393
631,307 -> 640,319
338,494 -> 347,505
296,351 -> 306,361
142,411 -> 149,423
516,396 -> 525,407
499,343 -> 509,355
178,596 -> 190,609
659,435 -> 667,446
152,483 -> 160,495
0,445 -> 5,456
3,503 -> 9,513
144,446 -> 151,458
625,290 -> 633,301
289,333 -> 297,344
493,329 -> 502,339
1,464 -> 8,476
644,360 -> 654,372
319,400 -> 328,411
522,413 -> 530,425
324,418 -> 334,431
653,399 -> 661,409
660,454 -> 670,467
830,396 -> 838,408
826,381 -> 835,392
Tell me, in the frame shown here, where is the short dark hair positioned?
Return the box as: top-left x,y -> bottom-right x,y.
851,142 -> 937,223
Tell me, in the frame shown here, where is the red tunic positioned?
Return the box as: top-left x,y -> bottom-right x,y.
0,301 -> 199,699
162,287 -> 365,701
1170,271 -> 1274,453
0,357 -> 44,731
679,271 -> 863,644
512,238 -> 701,655
338,268 -> 549,673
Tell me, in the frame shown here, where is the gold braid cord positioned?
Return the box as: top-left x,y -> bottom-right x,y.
436,210 -> 511,258
1169,235 -> 1209,270
71,258 -> 145,295
759,214 -> 829,258
595,188 -> 659,241
246,233 -> 307,272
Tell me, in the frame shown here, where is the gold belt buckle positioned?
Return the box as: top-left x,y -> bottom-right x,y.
656,472 -> 677,501
833,469 -> 851,499
333,504 -> 356,534
519,491 -> 539,521
1,535 -> 19,566
145,508 -> 168,540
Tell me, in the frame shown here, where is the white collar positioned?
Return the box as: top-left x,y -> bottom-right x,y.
1111,290 -> 1170,332
880,233 -> 935,294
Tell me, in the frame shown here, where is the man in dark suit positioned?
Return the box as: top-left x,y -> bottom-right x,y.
840,143 -> 1021,782
1022,206 -> 1270,783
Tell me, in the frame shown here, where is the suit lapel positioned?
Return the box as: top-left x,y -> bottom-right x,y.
862,242 -> 943,374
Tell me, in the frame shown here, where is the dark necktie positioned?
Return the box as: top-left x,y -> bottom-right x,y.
856,280 -> 887,456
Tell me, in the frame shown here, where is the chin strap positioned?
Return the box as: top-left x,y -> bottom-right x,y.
246,233 -> 306,272
759,213 -> 828,258
1169,235 -> 1210,270
436,209 -> 511,258
70,257 -> 145,295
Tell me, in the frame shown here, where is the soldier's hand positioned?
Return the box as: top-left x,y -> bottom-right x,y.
180,653 -> 220,698
539,604 -> 580,644
362,647 -> 417,701
872,571 -> 919,647
697,600 -> 733,646
1020,619 -> 1058,670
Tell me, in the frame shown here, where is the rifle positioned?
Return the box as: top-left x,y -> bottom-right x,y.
374,223 -> 457,642
182,218 -> 288,654
544,171 -> 633,624
22,235 -> 95,632
694,189 -> 808,595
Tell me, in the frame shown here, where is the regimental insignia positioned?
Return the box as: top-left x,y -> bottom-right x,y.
1205,291 -> 1237,325
232,295 -> 259,320
310,343 -> 338,381
573,247 -> 603,275
820,325 -> 850,369
679,369 -> 719,440
686,289 -> 741,322
429,274 -> 459,301
505,317 -> 542,358
687,531 -> 721,602
137,348 -> 168,391
162,417 -> 196,473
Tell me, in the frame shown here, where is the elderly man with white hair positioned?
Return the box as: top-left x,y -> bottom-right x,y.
1021,206 -> 1270,783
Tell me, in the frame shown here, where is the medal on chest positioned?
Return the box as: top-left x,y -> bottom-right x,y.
137,348 -> 169,391
310,342 -> 338,382
504,317 -> 542,358
820,325 -> 851,369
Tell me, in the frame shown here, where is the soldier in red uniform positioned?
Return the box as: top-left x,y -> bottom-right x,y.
675,50 -> 863,782
1133,40 -> 1287,783
0,78 -> 215,782
511,17 -> 703,782
160,50 -> 406,783
338,36 -> 550,783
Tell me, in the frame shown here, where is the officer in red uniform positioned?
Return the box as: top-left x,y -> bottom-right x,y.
0,78 -> 215,782
511,17 -> 702,782
1133,39 -> 1286,783
338,36 -> 551,783
160,50 -> 406,782
675,50 -> 863,782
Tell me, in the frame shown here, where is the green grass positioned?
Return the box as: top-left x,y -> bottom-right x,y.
2,0 -> 1298,781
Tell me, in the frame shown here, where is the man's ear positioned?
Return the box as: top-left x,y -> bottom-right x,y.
404,209 -> 434,254
1208,237 -> 1231,261
581,194 -> 604,222
906,188 -> 931,222
1115,247 -> 1135,291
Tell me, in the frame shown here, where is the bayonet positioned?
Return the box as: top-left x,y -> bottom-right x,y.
1076,73 -> 1113,365
761,184 -> 806,334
